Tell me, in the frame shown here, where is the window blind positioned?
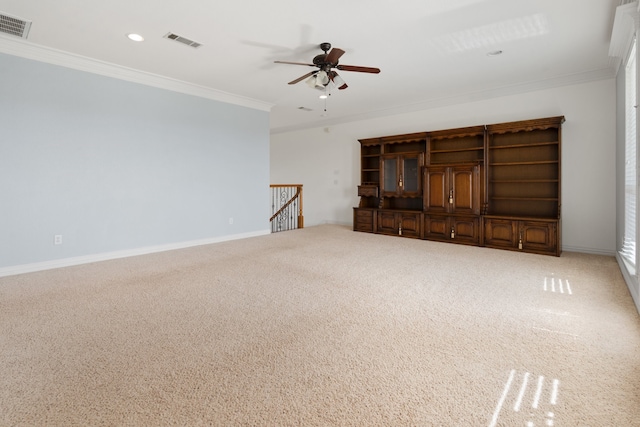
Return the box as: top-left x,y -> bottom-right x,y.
622,39 -> 637,267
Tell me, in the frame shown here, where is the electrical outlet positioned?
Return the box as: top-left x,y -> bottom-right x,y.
54,235 -> 62,245
229,217 -> 234,225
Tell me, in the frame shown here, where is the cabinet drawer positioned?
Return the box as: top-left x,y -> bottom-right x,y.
353,209 -> 375,232
358,185 -> 379,197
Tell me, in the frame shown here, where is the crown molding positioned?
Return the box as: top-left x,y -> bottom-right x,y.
270,67 -> 616,135
0,36 -> 273,112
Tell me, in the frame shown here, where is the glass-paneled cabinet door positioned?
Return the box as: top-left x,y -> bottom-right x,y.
402,156 -> 419,192
381,153 -> 422,196
383,157 -> 398,193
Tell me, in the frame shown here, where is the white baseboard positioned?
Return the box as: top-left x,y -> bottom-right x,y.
0,229 -> 271,278
321,220 -> 352,227
561,245 -> 616,256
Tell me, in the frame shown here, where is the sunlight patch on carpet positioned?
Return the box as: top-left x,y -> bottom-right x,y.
543,276 -> 573,295
489,369 -> 560,427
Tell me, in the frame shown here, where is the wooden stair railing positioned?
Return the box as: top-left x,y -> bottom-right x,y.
270,184 -> 304,232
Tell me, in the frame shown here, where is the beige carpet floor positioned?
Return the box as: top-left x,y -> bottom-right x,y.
1,224 -> 639,426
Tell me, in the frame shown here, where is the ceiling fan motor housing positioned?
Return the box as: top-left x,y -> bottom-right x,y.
313,54 -> 329,66
313,42 -> 334,67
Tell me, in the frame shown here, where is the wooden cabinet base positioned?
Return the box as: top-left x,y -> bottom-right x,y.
354,209 -> 560,256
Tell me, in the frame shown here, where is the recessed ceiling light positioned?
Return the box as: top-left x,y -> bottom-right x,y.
127,33 -> 144,42
487,50 -> 503,56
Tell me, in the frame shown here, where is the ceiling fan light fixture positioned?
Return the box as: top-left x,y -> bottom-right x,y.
306,71 -> 330,90
332,73 -> 346,88
306,75 -> 318,88
317,70 -> 329,85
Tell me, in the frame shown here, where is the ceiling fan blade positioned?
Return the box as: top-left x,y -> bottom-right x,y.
288,70 -> 318,85
325,48 -> 345,65
274,60 -> 316,67
336,64 -> 381,74
329,71 -> 348,90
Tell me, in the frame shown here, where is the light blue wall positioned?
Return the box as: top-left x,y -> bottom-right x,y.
0,53 -> 270,269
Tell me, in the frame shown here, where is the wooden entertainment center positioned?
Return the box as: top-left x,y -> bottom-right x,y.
353,116 -> 564,256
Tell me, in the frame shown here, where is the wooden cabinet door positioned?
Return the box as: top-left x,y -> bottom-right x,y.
376,210 -> 421,237
451,216 -> 480,244
425,164 -> 480,215
424,215 -> 450,241
398,212 -> 421,238
484,218 -> 559,255
484,218 -> 518,249
424,215 -> 479,244
377,210 -> 398,235
424,167 -> 449,213
521,220 -> 557,255
451,165 -> 480,215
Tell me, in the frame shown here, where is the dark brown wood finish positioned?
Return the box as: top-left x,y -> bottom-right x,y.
354,116 -> 564,256
424,164 -> 481,215
377,210 -> 421,238
353,208 -> 376,232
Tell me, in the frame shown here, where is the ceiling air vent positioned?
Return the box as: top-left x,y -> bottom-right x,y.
163,32 -> 202,48
0,12 -> 31,39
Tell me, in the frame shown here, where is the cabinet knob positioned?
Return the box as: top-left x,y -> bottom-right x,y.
450,227 -> 455,239
448,190 -> 453,204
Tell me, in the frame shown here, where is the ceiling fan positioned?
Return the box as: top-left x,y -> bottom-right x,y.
274,42 -> 380,91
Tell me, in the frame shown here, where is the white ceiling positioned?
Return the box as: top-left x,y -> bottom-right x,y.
0,0 -> 623,134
